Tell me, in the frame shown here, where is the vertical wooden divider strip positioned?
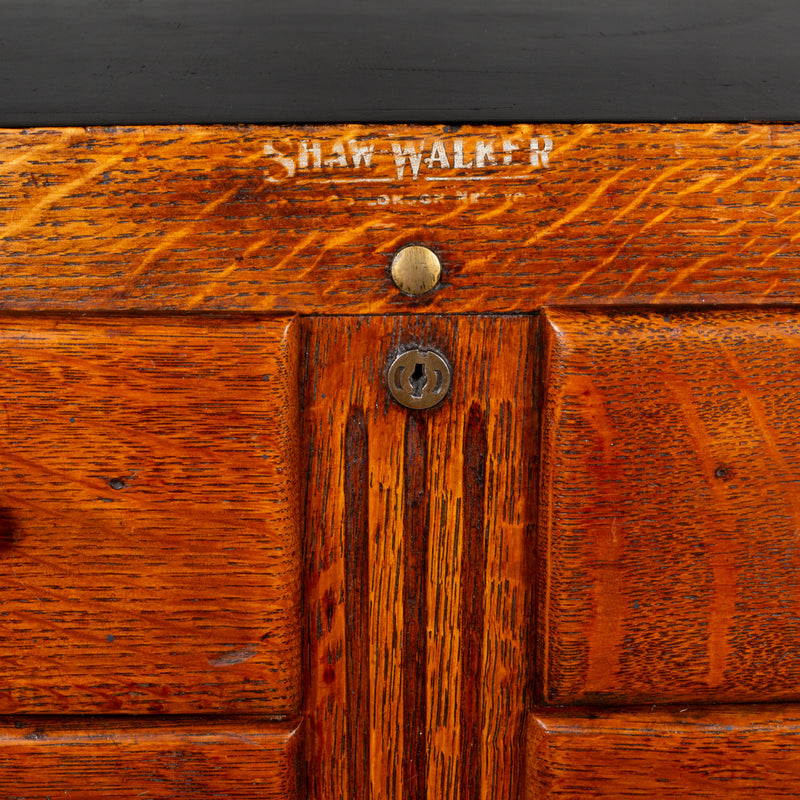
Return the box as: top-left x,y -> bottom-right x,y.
303,316 -> 538,800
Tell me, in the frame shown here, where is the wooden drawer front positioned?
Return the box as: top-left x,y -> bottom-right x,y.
526,705 -> 800,798
539,309 -> 800,706
0,717 -> 301,798
3,125 -> 800,316
0,316 -> 301,714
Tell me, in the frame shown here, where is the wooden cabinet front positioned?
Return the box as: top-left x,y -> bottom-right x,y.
1,124 -> 800,797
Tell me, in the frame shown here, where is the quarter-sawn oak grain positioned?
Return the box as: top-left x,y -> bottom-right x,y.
7,120 -> 800,797
527,705 -> 800,798
2,124 -> 800,313
539,308 -> 800,706
0,316 -> 301,713
302,315 -> 537,800
0,716 -> 302,798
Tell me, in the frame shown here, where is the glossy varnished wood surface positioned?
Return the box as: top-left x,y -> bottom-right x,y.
302,315 -> 537,800
4,125 -> 800,312
0,716 -> 302,798
0,316 -> 301,713
526,705 -> 800,798
6,120 -> 800,795
539,308 -> 800,706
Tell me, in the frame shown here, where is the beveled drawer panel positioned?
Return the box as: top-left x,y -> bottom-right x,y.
0,716 -> 302,798
526,705 -> 800,798
539,308 -> 800,705
0,316 -> 301,714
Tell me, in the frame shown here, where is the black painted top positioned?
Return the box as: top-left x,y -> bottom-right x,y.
2,0 -> 798,126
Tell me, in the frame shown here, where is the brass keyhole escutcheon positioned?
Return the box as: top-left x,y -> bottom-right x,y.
387,349 -> 451,410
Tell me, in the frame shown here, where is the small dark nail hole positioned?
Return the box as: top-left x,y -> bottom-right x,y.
0,507 -> 19,549
714,466 -> 733,481
108,478 -> 126,490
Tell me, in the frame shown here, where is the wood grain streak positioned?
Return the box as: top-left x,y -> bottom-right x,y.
403,414 -> 429,800
345,410 -> 370,800
461,403 -> 487,800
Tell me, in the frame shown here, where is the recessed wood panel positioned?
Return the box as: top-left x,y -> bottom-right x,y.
2,125 -> 800,313
302,315 -> 537,800
539,308 -> 800,705
527,705 -> 800,798
0,316 -> 301,713
0,716 -> 302,798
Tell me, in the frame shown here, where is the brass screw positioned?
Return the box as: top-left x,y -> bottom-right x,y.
390,245 -> 442,296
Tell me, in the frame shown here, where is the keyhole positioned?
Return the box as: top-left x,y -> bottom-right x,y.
387,349 -> 451,410
409,361 -> 427,397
